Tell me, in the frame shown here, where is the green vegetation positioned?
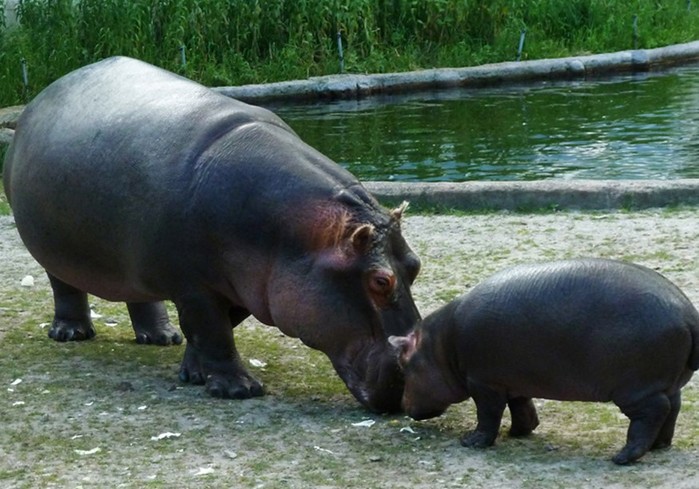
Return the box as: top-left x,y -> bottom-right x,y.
1,0 -> 699,106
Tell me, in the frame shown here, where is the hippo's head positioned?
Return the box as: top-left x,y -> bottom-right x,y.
389,329 -> 464,420
267,201 -> 421,413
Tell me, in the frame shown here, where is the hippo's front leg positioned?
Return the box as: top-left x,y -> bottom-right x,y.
461,381 -> 507,448
176,297 -> 264,399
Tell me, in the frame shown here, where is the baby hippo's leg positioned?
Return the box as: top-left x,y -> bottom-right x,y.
613,393 -> 671,465
460,382 -> 507,448
651,391 -> 681,451
507,397 -> 540,437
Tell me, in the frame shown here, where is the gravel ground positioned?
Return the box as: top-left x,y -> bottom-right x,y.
2,208 -> 699,488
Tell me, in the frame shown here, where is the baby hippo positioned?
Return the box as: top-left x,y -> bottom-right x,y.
390,258 -> 699,464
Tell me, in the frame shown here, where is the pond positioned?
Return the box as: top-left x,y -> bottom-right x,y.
270,64 -> 699,182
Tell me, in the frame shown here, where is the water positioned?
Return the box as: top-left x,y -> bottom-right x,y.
270,64 -> 699,181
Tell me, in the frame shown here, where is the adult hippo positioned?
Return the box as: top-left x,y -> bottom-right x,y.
3,56 -> 421,413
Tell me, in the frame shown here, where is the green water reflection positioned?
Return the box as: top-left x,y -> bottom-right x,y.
271,64 -> 699,181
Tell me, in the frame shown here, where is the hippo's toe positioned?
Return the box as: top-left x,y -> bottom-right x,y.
178,343 -> 265,399
48,318 -> 96,342
134,326 -> 183,346
206,373 -> 265,399
460,429 -> 497,449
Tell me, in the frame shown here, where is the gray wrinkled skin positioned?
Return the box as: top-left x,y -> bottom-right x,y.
4,56 -> 421,413
391,258 -> 699,463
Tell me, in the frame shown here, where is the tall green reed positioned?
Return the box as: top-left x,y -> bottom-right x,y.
0,0 -> 698,107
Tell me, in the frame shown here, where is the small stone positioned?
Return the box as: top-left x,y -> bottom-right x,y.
368,455 -> 382,462
116,381 -> 134,392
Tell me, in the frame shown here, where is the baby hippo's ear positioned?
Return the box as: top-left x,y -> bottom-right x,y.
388,332 -> 418,365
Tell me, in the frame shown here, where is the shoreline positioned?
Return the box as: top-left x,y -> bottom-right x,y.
364,179 -> 699,211
3,42 -> 699,211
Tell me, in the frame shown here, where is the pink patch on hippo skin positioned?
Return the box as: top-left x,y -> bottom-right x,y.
300,200 -> 354,252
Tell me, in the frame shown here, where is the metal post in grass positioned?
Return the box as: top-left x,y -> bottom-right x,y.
688,0 -> 692,11
179,45 -> 186,68
516,30 -> 527,61
20,58 -> 28,88
19,57 -> 29,102
632,15 -> 639,49
337,31 -> 345,73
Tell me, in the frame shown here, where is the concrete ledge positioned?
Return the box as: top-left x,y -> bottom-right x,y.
0,128 -> 12,145
213,41 -> 699,103
364,180 -> 699,211
4,45 -> 699,211
0,105 -> 22,144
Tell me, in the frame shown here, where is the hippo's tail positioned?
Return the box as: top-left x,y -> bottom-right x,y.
688,312 -> 699,371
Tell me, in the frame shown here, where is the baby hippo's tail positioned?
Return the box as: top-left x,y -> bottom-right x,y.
688,312 -> 699,371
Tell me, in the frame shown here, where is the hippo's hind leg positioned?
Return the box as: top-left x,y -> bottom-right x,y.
127,302 -> 183,346
47,273 -> 95,341
651,390 -> 681,451
176,295 -> 264,399
507,397 -> 540,437
613,393 -> 671,465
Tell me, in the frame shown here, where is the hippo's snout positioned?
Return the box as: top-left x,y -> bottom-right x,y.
405,405 -> 446,421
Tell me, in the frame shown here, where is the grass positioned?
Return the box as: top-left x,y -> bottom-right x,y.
0,189 -> 8,216
2,0 -> 699,106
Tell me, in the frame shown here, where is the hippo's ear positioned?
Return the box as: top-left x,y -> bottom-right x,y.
350,224 -> 374,255
391,201 -> 409,221
388,332 -> 417,365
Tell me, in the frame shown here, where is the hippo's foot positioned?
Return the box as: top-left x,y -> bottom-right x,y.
612,446 -> 647,466
127,302 -> 183,346
48,318 -> 96,342
178,343 -> 264,399
508,397 -> 540,437
460,429 -> 497,449
134,323 -> 183,346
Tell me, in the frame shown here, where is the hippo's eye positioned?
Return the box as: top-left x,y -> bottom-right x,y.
369,269 -> 396,297
374,276 -> 390,289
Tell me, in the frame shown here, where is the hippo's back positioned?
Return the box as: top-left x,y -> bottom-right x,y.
3,57 -> 373,301
454,258 -> 699,402
5,56 -> 293,200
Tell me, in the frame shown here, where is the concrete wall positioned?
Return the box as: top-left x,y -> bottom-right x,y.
214,41 -> 699,104
3,0 -> 19,27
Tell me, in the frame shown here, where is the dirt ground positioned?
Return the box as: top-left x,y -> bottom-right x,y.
2,208 -> 699,488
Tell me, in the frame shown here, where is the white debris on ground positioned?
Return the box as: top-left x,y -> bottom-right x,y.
150,432 -> 181,441
351,419 -> 376,427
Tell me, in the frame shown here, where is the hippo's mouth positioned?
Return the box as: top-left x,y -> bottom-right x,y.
330,344 -> 404,413
405,407 -> 446,421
